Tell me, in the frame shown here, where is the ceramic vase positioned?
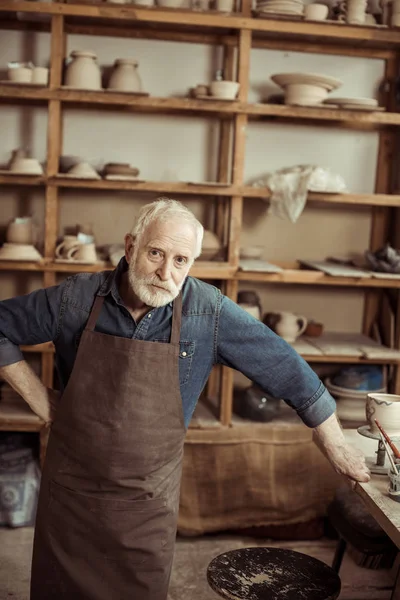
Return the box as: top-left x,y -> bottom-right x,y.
65,50 -> 102,90
108,59 -> 142,92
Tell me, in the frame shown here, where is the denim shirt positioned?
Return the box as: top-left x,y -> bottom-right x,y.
0,258 -> 336,429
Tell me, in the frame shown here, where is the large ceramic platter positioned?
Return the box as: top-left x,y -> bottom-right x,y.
326,96 -> 377,106
271,72 -> 343,91
341,104 -> 385,111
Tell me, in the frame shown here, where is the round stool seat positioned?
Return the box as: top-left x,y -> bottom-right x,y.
207,547 -> 341,600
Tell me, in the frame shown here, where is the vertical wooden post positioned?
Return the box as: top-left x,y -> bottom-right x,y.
363,55 -> 397,338
39,14 -> 66,461
220,28 -> 251,425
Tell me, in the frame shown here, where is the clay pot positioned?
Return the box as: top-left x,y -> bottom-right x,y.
6,217 -> 34,245
366,393 -> 400,436
108,59 -> 142,92
56,235 -> 81,258
209,80 -> 239,99
65,50 -> 102,90
263,311 -> 308,343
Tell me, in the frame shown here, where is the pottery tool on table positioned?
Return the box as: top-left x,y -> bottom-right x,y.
375,423 -> 398,474
374,419 -> 400,459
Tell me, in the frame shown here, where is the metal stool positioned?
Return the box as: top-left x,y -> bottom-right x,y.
207,547 -> 341,599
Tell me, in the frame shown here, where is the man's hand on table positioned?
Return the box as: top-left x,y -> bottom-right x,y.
313,413 -> 371,487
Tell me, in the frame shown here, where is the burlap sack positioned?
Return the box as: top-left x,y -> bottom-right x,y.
178,414 -> 340,536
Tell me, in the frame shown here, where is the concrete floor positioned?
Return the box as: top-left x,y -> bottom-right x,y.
0,528 -> 395,599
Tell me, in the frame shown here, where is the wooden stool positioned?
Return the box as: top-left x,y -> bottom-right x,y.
207,547 -> 341,599
328,485 -> 397,571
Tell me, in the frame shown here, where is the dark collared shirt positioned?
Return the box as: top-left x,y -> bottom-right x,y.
0,258 -> 336,428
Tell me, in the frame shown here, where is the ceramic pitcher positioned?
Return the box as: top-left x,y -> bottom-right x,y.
108,59 -> 142,92
65,50 -> 102,90
263,311 -> 308,343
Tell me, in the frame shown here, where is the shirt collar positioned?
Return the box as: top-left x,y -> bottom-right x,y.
98,256 -> 127,304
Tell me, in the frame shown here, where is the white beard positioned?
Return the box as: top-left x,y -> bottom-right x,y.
128,268 -> 182,307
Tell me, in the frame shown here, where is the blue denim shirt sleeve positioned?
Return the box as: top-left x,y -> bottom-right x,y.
216,295 -> 336,428
0,281 -> 67,367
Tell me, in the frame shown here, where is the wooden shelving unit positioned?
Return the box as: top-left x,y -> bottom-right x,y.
1,0 -> 400,437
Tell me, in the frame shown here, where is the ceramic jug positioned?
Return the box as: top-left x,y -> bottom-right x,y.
55,235 -> 81,258
108,59 -> 142,92
263,311 -> 308,343
65,50 -> 102,90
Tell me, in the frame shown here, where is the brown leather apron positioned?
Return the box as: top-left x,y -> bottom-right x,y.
30,292 -> 185,600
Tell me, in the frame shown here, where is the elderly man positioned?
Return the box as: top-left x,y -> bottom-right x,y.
0,197 -> 368,600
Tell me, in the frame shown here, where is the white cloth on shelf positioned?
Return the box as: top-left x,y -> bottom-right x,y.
251,165 -> 348,223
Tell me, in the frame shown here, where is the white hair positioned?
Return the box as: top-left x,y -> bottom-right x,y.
131,197 -> 204,259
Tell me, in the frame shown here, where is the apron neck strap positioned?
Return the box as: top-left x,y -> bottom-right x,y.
86,293 -> 183,343
86,295 -> 105,331
170,292 -> 182,346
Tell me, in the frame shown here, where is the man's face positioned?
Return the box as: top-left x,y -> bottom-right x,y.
125,219 -> 197,307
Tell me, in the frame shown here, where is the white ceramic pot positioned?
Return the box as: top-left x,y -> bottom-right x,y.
215,0 -> 235,11
31,67 -> 49,85
108,59 -> 143,92
304,3 -> 329,20
209,80 -> 239,99
65,50 -> 102,90
285,83 -> 328,105
366,393 -> 400,436
157,0 -> 184,6
10,158 -> 43,175
7,66 -> 32,83
6,217 -> 34,245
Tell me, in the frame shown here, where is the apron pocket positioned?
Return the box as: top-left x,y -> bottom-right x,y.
48,479 -> 172,567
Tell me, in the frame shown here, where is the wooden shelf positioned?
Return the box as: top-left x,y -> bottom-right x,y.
0,259 -> 235,279
2,1 -> 400,52
237,266 -> 400,288
2,173 -> 400,208
0,401 -> 44,432
0,85 -> 399,129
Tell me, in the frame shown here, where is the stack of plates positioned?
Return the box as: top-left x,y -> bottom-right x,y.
255,0 -> 304,16
324,96 -> 383,111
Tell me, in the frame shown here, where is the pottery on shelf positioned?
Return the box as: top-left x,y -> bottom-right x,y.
209,80 -> 240,99
6,217 -> 35,245
237,289 -> 262,320
103,163 -> 140,177
65,50 -> 102,90
156,0 -> 184,6
0,243 -> 42,262
67,242 -> 97,263
55,235 -> 81,258
66,161 -> 101,179
304,3 -> 329,19
7,62 -> 33,83
263,310 -> 308,342
107,59 -> 143,92
9,157 -> 43,175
